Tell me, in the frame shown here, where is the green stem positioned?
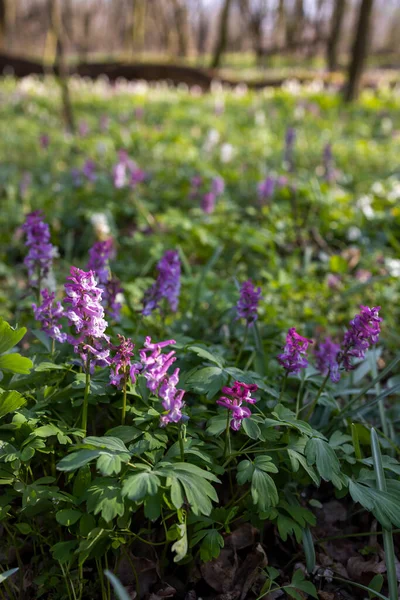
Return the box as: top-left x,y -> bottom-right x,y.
235,323 -> 249,367
104,553 -> 111,600
372,347 -> 389,438
81,355 -> 91,434
371,428 -> 398,600
295,373 -> 306,418
223,409 -> 231,459
96,558 -> 107,600
51,337 -> 55,358
121,378 -> 127,425
278,372 -> 288,403
331,576 -> 389,600
304,371 -> 330,421
178,426 -> 185,462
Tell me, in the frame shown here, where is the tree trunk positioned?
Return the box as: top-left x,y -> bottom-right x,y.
171,0 -> 190,57
326,0 -> 346,71
344,0 -> 374,102
49,0 -> 75,133
210,0 -> 233,69
131,0 -> 146,56
0,0 -> 6,52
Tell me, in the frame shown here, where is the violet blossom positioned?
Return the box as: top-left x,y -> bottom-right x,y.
284,127 -> 296,172
40,134 -> 50,149
236,279 -> 262,326
22,210 -> 56,288
201,192 -> 216,214
340,306 -> 382,371
103,276 -> 123,321
87,239 -> 115,285
139,337 -> 185,425
64,267 -> 110,369
109,335 -> 136,388
258,176 -> 276,202
82,159 -> 97,182
32,289 -> 67,343
112,150 -> 145,189
143,250 -> 181,315
277,327 -> 313,375
217,381 -> 258,431
315,337 -> 341,383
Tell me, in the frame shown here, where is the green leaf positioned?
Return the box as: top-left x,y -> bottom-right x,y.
251,467 -> 278,512
84,436 -> 130,453
186,366 -> 227,399
50,540 -> 78,564
186,345 -> 224,368
57,450 -> 100,472
0,353 -> 32,374
237,460 -> 254,485
159,463 -> 219,516
0,319 -> 26,355
73,466 -> 92,498
0,567 -> 19,584
122,471 -> 160,502
56,509 -> 82,527
288,449 -> 320,486
105,571 -> 131,600
289,569 -> 318,598
191,528 -> 224,562
206,413 -> 228,436
242,417 -> 261,440
305,437 -> 342,486
15,523 -> 33,535
277,514 -> 302,543
96,453 -> 124,476
254,455 -> 278,474
85,478 -> 124,522
79,513 -> 96,536
171,522 -> 188,563
0,390 -> 26,419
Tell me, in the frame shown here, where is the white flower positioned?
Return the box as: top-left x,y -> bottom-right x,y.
203,129 -> 220,152
347,226 -> 362,241
90,213 -> 111,237
220,143 -> 234,163
254,110 -> 266,126
386,258 -> 400,277
356,195 -> 375,219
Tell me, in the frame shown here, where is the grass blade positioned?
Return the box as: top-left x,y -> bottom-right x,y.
370,429 -> 398,600
104,570 -> 131,600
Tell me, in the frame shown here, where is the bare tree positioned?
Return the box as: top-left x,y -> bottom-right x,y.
211,0 -> 233,68
131,0 -> 146,55
326,0 -> 346,71
48,0 -> 75,132
240,0 -> 269,65
344,0 -> 374,101
171,0 -> 190,57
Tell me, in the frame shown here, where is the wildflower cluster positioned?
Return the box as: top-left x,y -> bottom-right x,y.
217,381 -> 258,431
189,175 -> 225,214
112,150 -> 146,189
87,239 -> 122,321
236,279 -> 262,326
314,337 -> 341,383
139,337 -> 185,426
32,289 -> 67,343
341,305 -> 382,371
22,211 -> 56,288
143,250 -> 181,315
277,328 -> 313,375
109,335 -> 136,389
64,267 -> 110,369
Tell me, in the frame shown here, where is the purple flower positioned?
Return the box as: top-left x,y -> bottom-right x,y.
159,368 -> 185,426
82,159 -> 96,182
87,239 -> 115,285
103,276 -> 123,321
277,327 -> 313,375
139,337 -> 177,393
211,176 -> 225,196
236,279 -> 262,326
109,335 -> 136,388
315,337 -> 341,383
201,192 -> 216,214
323,143 -> 335,183
217,381 -> 258,431
78,120 -> 89,137
64,267 -> 110,369
143,250 -> 181,315
258,176 -> 275,202
20,172 -> 32,199
40,134 -> 50,149
22,211 -> 56,288
327,274 -> 341,290
341,306 -> 382,371
32,289 -> 67,343
99,115 -> 109,132
284,127 -> 296,172
112,150 -> 145,189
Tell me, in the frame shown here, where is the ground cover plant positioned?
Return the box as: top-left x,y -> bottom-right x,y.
0,76 -> 400,599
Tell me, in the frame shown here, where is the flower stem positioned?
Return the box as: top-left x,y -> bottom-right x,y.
235,323 -> 249,367
304,370 -> 330,421
81,355 -> 91,434
278,372 -> 288,403
121,379 -> 127,425
223,409 -> 231,459
179,426 -> 185,462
